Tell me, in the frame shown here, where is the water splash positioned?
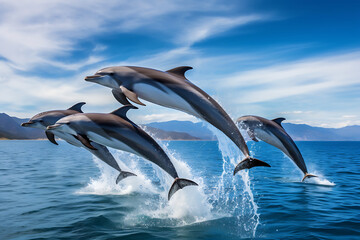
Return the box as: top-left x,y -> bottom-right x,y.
303,170 -> 335,186
77,141 -> 215,227
306,177 -> 335,186
75,156 -> 158,196
208,124 -> 260,237
76,126 -> 260,237
276,153 -> 335,186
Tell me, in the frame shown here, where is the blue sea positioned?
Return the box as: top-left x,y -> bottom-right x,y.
1,135 -> 359,239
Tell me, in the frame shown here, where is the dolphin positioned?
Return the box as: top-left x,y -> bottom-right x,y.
46,105 -> 198,200
237,115 -> 317,182
84,66 -> 269,175
21,102 -> 136,183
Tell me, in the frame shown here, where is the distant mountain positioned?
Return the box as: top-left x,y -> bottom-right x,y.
0,113 -> 199,140
143,126 -> 200,140
282,123 -> 360,141
147,120 -> 360,141
147,120 -> 215,140
0,113 -> 45,139
1,113 -> 360,141
11,116 -> 31,126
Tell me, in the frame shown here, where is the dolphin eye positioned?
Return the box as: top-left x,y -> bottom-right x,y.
109,73 -> 114,76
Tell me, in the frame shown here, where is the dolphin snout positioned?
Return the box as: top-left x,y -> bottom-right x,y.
21,121 -> 32,127
84,75 -> 102,81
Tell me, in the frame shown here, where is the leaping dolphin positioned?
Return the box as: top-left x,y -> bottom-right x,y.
237,115 -> 317,182
47,105 -> 198,200
21,102 -> 136,183
84,66 -> 269,175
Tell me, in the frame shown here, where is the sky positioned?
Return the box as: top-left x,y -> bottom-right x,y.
0,0 -> 359,128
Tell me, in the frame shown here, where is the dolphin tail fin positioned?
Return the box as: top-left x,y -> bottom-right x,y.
116,171 -> 137,184
233,156 -> 271,175
168,178 -> 198,200
301,173 -> 318,182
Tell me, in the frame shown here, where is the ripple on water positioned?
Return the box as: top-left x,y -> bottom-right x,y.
0,140 -> 359,239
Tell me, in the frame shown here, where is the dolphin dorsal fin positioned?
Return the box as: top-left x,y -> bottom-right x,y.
272,117 -> 286,127
166,66 -> 193,79
110,105 -> 138,118
68,102 -> 86,113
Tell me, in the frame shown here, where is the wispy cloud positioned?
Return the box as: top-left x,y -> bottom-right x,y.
136,112 -> 198,124
0,0 -> 267,118
1,0 -> 358,129
280,110 -> 313,115
342,115 -> 357,119
0,0 -> 259,70
221,51 -> 360,103
180,14 -> 265,46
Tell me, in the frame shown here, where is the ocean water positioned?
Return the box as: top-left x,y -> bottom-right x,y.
0,138 -> 359,239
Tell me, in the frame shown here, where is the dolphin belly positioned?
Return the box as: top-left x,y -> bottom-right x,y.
53,131 -> 83,147
254,129 -> 291,157
87,132 -> 137,155
133,83 -> 201,118
55,129 -> 136,183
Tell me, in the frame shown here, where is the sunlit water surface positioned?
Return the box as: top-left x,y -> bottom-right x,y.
0,139 -> 359,239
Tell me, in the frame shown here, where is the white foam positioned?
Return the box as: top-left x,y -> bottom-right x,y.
76,137 -> 215,226
75,125 -> 260,236
308,177 -> 335,186
208,124 -> 260,237
75,155 -> 158,195
124,142 -> 215,225
303,170 -> 335,186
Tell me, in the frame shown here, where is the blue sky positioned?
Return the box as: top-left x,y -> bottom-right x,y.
0,0 -> 359,127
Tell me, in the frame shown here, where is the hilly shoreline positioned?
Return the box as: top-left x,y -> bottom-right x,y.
1,113 -> 359,141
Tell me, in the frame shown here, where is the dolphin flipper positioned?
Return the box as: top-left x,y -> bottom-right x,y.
120,86 -> 146,106
247,130 -> 259,142
233,157 -> 271,175
45,131 -> 58,145
168,178 -> 198,200
75,134 -> 97,150
112,88 -> 132,105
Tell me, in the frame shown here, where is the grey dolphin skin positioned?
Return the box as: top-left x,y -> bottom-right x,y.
84,66 -> 270,175
46,105 -> 198,200
21,102 -> 136,184
237,116 -> 317,182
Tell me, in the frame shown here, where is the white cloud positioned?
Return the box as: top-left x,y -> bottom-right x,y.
180,14 -> 265,46
136,112 -> 199,124
221,51 -> 360,103
280,110 -> 313,115
120,47 -> 198,69
1,0 -> 358,129
0,0 -> 267,119
0,0 -> 258,70
342,115 -> 357,118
